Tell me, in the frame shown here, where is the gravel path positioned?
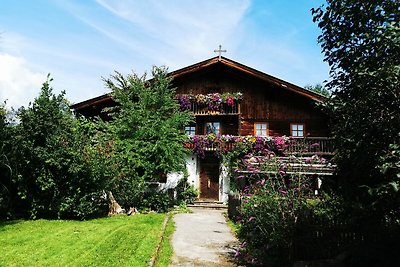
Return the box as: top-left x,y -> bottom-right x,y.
170,208 -> 239,267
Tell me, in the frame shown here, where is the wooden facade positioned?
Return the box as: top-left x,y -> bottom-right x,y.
170,57 -> 329,138
71,57 -> 331,202
72,57 -> 329,138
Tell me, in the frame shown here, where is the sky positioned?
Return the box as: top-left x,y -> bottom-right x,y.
0,0 -> 329,109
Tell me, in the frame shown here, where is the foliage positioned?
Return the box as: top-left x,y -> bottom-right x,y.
189,134 -> 290,159
304,83 -> 330,97
140,188 -> 172,213
0,214 -> 167,266
103,66 -> 193,210
175,177 -> 198,204
0,103 -> 13,217
6,77 -> 110,219
312,1 -> 400,222
235,156 -> 315,266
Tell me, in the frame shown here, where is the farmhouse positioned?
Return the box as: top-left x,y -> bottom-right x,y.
72,56 -> 334,203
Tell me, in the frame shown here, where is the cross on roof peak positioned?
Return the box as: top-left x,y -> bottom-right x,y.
213,45 -> 226,60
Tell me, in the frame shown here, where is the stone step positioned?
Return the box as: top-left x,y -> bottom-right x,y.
188,201 -> 227,210
194,200 -> 224,205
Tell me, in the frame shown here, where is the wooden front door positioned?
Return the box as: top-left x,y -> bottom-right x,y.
199,156 -> 220,200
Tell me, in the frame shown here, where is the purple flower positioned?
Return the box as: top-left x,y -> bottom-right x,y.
278,189 -> 288,195
234,249 -> 241,257
256,179 -> 265,185
310,142 -> 320,148
177,94 -> 191,111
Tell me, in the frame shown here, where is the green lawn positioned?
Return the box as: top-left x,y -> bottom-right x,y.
0,214 -> 171,267
155,216 -> 174,267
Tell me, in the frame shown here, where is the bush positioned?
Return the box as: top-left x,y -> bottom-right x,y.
236,172 -> 314,266
3,78 -> 112,219
140,189 -> 172,213
176,177 -> 198,204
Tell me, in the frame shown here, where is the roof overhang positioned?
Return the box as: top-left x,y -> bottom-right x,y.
71,56 -> 326,111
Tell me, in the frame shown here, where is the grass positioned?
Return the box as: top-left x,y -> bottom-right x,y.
154,215 -> 175,267
226,219 -> 239,236
223,212 -> 239,236
0,214 -> 168,267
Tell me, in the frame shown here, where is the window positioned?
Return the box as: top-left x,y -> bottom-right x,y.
185,126 -> 196,136
206,122 -> 220,135
291,123 -> 305,137
254,123 -> 268,136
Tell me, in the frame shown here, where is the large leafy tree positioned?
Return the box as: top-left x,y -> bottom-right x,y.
11,77 -> 109,219
312,1 -> 400,220
103,66 -> 193,209
0,103 -> 13,217
304,83 -> 330,97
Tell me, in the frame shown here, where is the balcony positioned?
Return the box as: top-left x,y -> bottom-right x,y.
285,137 -> 335,156
186,136 -> 336,176
185,136 -> 335,156
190,102 -> 240,116
177,93 -> 242,116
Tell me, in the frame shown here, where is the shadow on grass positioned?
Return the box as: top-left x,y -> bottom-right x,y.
0,220 -> 24,231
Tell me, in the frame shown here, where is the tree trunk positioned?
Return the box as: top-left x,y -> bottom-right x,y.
107,191 -> 125,216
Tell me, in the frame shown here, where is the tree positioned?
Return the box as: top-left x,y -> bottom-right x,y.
304,83 -> 330,97
11,76 -> 109,219
0,102 -> 13,217
103,66 -> 193,210
312,0 -> 400,221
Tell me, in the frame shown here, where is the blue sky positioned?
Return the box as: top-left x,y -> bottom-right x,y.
0,0 -> 329,109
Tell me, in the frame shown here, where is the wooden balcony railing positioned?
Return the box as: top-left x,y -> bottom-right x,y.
185,136 -> 335,156
285,137 -> 335,156
190,102 -> 240,115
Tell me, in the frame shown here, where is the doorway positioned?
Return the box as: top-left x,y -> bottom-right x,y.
199,156 -> 220,201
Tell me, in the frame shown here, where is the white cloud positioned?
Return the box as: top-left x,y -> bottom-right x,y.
0,53 -> 46,109
67,0 -> 251,68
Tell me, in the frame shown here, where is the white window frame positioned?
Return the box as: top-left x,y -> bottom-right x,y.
290,123 -> 305,137
254,122 -> 268,136
185,126 -> 196,136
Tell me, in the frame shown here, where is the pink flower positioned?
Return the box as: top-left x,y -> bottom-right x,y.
256,179 -> 265,185
278,189 -> 288,195
234,249 -> 241,257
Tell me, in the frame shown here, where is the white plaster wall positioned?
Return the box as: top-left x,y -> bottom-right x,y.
161,154 -> 198,191
163,172 -> 183,190
219,163 -> 230,203
186,154 -> 199,189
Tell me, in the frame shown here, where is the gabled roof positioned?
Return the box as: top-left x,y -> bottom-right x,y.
71,56 -> 325,111
170,56 -> 325,102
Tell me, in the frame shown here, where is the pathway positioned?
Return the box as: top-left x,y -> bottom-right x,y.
170,208 -> 239,266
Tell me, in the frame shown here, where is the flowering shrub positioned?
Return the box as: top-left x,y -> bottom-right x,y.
208,93 -> 222,111
177,94 -> 191,111
176,92 -> 242,112
191,135 -> 210,158
187,134 -> 290,158
234,157 -> 315,266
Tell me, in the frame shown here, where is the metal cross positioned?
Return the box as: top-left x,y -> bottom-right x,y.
214,45 -> 226,60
